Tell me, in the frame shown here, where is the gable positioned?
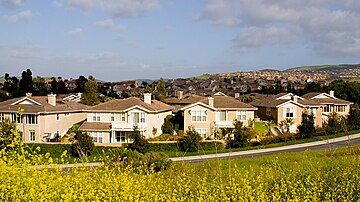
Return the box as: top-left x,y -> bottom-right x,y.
277,100 -> 305,108
311,93 -> 336,99
180,102 -> 216,111
11,97 -> 42,106
276,93 -> 304,100
214,92 -> 227,96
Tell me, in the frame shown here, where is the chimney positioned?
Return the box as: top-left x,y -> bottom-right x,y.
234,93 -> 240,99
47,93 -> 56,106
208,97 -> 214,107
144,93 -> 152,105
293,96 -> 298,103
26,92 -> 32,97
330,90 -> 334,97
177,91 -> 184,99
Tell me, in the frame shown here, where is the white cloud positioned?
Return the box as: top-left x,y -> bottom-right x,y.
196,0 -> 360,56
4,10 -> 33,23
94,19 -> 125,32
0,0 -> 26,8
65,27 -> 83,37
54,0 -> 159,17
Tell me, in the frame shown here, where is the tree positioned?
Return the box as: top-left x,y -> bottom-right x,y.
70,131 -> 95,157
127,126 -> 150,154
178,128 -> 201,152
81,76 -> 99,106
324,112 -> 347,134
226,120 -> 251,148
19,69 -> 33,94
75,75 -> 88,93
161,115 -> 174,135
33,76 -> 48,96
298,110 -> 315,138
279,118 -> 294,134
0,118 -> 20,150
155,78 -> 166,101
50,77 -> 58,93
56,77 -> 68,94
347,104 -> 360,130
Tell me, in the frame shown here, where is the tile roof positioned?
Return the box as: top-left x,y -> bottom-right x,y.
79,122 -> 112,131
88,97 -> 173,113
164,94 -> 205,105
199,95 -> 257,109
0,96 -> 88,114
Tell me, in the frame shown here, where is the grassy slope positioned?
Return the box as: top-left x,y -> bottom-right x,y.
287,64 -> 360,71
253,121 -> 268,136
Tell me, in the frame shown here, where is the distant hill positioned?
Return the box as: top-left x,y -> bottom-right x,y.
286,64 -> 360,71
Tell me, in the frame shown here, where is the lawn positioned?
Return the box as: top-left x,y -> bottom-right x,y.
253,121 -> 269,136
2,143 -> 360,200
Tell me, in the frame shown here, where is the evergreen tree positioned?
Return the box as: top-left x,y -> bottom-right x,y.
161,115 -> 174,135
50,77 -> 58,93
127,126 -> 150,154
81,76 -> 99,106
347,104 -> 360,130
33,76 -> 48,96
226,120 -> 251,148
75,75 -> 88,93
298,110 -> 315,138
19,69 -> 33,94
155,78 -> 166,101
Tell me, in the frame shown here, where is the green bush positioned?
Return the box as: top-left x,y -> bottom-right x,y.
127,127 -> 150,154
144,152 -> 172,171
226,121 -> 252,149
177,130 -> 185,136
70,131 -> 95,157
178,129 -> 202,152
198,141 -> 225,151
148,143 -> 178,152
161,115 -> 174,135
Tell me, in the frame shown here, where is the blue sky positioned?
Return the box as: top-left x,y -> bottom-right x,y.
1,0 -> 360,81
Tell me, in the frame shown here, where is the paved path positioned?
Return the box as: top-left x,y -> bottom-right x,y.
49,133 -> 360,168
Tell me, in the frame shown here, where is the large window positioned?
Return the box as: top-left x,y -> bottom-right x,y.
236,111 -> 247,121
0,113 -> 4,121
29,130 -> 35,142
323,105 -> 331,113
10,113 -> 17,122
89,131 -> 103,143
115,131 -> 127,143
285,108 -> 294,118
266,108 -> 271,116
191,110 -> 207,122
92,113 -> 100,122
195,128 -> 207,138
131,112 -> 145,124
335,105 -> 346,113
26,114 -> 37,124
217,110 -> 227,122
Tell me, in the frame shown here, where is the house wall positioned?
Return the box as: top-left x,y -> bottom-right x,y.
146,111 -> 172,138
184,105 -> 215,137
277,103 -> 303,133
42,112 -> 86,137
255,107 -> 277,122
226,110 -> 255,127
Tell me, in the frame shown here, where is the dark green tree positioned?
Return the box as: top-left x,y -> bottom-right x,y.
75,75 -> 88,93
347,104 -> 360,130
127,126 -> 150,154
19,69 -> 33,94
56,77 -> 68,94
33,76 -> 48,95
70,131 -> 95,157
226,120 -> 251,148
81,76 -> 99,106
161,115 -> 174,135
298,110 -> 315,138
178,128 -> 201,152
50,77 -> 58,93
155,78 -> 166,101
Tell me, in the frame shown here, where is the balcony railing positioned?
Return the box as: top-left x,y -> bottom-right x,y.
214,121 -> 234,129
111,122 -> 147,131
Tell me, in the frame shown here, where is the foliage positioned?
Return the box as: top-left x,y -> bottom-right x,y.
152,127 -> 158,136
81,75 -> 100,106
127,126 -> 150,154
144,152 -> 172,172
155,78 -> 166,101
161,115 -> 174,135
67,123 -> 81,134
19,69 -> 33,94
278,118 -> 294,134
0,118 -> 21,151
70,131 -> 95,158
178,128 -> 202,152
75,75 -> 88,93
298,110 -> 316,138
324,112 -> 347,134
226,120 -> 251,148
347,104 -> 360,130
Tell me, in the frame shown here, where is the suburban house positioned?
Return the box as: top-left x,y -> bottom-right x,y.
79,93 -> 173,144
0,93 -> 88,143
251,91 -> 352,133
302,91 -> 353,122
173,92 -> 257,139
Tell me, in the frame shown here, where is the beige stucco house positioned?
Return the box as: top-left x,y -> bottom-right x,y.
0,93 -> 88,143
251,91 -> 352,133
79,93 -> 173,144
179,93 -> 257,139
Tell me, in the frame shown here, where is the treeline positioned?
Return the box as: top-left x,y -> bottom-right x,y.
0,69 -> 89,102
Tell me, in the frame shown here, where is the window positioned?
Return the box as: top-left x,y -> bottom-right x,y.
89,131 -> 103,143
56,113 -> 60,120
17,114 -> 22,124
266,108 -> 271,116
131,112 -> 145,123
323,104 -> 331,113
116,131 -> 127,143
195,128 -> 207,138
237,111 -> 247,121
285,108 -> 294,118
10,113 -> 17,122
120,113 -> 126,122
26,114 -> 37,124
92,113 -> 100,122
335,105 -> 346,112
191,110 -> 207,122
0,113 -> 4,121
111,113 -> 115,121
29,130 -> 35,142
217,110 -> 227,122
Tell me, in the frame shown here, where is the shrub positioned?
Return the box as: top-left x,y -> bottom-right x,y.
177,130 -> 185,136
0,118 -> 21,151
226,120 -> 252,149
161,115 -> 174,135
127,126 -> 150,154
198,141 -> 225,151
298,111 -> 315,138
178,129 -> 202,152
347,104 -> 360,130
148,143 -> 178,152
144,152 -> 172,171
70,131 -> 95,157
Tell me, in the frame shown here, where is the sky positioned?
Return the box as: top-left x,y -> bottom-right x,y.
1,0 -> 360,81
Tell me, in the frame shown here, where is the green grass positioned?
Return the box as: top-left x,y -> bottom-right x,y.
286,64 -> 360,71
253,121 -> 269,136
